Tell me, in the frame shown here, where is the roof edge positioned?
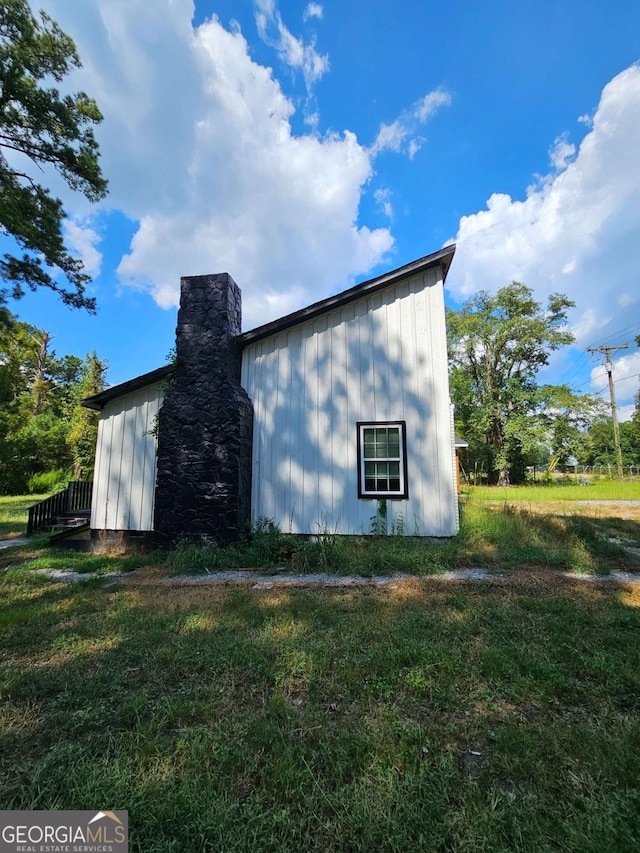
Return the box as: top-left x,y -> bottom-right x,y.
81,364 -> 175,410
82,245 -> 455,408
238,243 -> 455,346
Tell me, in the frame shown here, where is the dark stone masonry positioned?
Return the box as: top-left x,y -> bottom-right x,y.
153,274 -> 253,546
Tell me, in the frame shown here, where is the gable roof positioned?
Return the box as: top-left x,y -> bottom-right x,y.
82,244 -> 455,410
238,244 -> 455,346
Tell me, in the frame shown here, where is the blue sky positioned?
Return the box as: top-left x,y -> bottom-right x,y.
7,0 -> 640,417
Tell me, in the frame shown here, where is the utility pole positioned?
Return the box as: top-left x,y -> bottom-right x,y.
586,343 -> 629,478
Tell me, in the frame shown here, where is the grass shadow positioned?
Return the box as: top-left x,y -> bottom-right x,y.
1,572 -> 640,850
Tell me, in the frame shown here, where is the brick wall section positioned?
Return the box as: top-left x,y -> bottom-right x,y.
154,274 -> 253,546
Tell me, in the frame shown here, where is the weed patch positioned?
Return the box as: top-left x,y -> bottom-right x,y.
160,502 -> 635,577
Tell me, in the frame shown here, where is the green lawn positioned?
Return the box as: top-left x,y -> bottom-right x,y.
0,493 -> 47,538
1,490 -> 639,849
467,480 -> 640,502
1,568 -> 639,851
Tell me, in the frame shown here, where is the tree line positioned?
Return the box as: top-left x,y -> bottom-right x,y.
0,1 -> 108,496
0,308 -> 106,494
448,282 -> 640,485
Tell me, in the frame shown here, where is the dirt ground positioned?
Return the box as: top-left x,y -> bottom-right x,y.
483,499 -> 640,521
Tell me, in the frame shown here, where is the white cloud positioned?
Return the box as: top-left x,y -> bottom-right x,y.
303,3 -> 323,21
64,218 -> 102,279
370,88 -> 451,157
254,0 -> 329,90
371,120 -> 407,155
617,404 -> 636,422
414,89 -> 452,122
618,292 -> 637,307
568,308 -> 610,343
305,111 -> 320,129
449,64 -> 640,354
408,138 -> 424,160
38,1 -> 393,330
374,188 -> 394,219
549,133 -> 576,171
39,0 -> 203,221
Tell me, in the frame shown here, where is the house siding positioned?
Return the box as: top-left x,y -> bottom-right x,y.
91,382 -> 164,532
241,266 -> 457,536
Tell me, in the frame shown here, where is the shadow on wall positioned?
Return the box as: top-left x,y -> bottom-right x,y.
243,271 -> 457,537
97,387 -> 162,533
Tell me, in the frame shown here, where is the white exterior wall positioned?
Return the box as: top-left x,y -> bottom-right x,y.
241,267 -> 458,536
90,382 -> 164,531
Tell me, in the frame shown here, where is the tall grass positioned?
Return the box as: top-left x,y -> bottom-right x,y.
26,469 -> 70,494
165,502 -> 632,576
3,490 -> 635,578
459,501 -> 625,573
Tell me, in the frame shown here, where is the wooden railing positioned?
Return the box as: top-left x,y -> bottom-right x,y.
27,481 -> 93,535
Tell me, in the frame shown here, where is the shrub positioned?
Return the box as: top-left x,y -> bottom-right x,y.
26,469 -> 69,494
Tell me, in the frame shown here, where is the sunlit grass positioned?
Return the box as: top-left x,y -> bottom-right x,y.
467,479 -> 640,502
1,571 -> 639,850
0,494 -> 48,538
25,549 -> 152,574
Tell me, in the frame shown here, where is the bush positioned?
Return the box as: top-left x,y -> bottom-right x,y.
26,469 -> 69,494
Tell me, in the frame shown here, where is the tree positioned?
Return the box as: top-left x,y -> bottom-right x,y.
577,415 -> 640,468
540,384 -> 605,468
67,351 -> 107,479
0,308 -> 106,492
0,0 -> 107,310
448,282 -> 575,485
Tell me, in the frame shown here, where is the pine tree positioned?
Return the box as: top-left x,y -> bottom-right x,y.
0,0 -> 107,310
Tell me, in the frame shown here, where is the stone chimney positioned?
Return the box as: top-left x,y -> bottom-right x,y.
153,274 -> 253,546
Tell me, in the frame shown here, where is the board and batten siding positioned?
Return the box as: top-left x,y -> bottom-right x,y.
90,382 -> 164,531
241,266 -> 458,536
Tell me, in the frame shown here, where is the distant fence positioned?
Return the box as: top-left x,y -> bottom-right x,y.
463,465 -> 640,485
528,465 -> 639,479
578,465 -> 639,477
27,480 -> 93,535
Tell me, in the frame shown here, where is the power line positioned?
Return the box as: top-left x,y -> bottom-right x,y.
613,371 -> 640,385
571,368 -> 608,392
586,319 -> 640,350
557,349 -> 592,386
554,318 -> 639,394
593,372 -> 640,394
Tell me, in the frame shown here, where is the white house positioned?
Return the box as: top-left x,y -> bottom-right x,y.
83,244 -> 458,546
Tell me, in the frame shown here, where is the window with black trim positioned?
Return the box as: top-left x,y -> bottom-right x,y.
357,421 -> 408,499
